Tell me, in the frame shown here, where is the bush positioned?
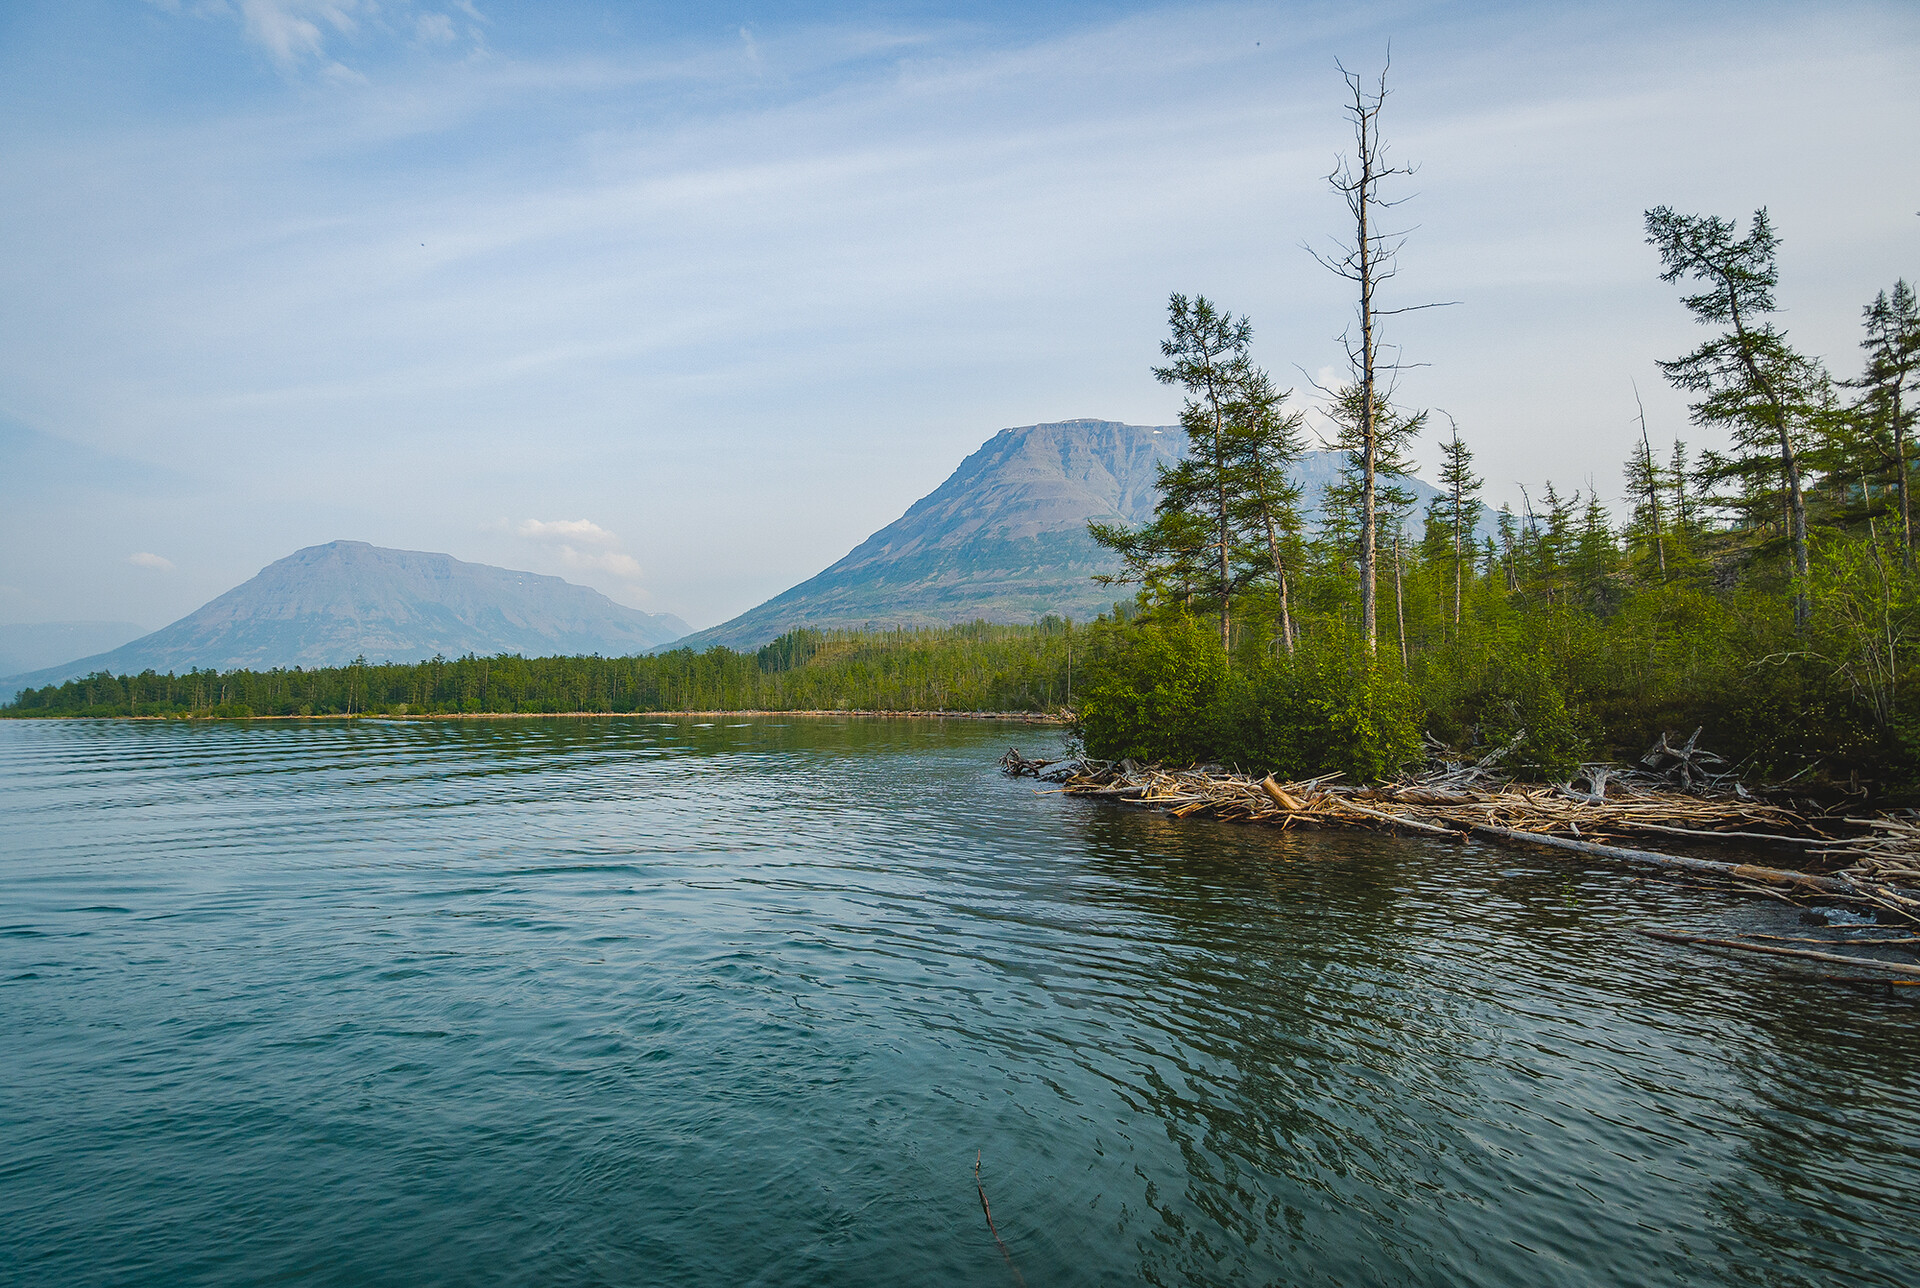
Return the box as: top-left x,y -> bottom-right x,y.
1078,616 -> 1419,781
1076,613 -> 1227,763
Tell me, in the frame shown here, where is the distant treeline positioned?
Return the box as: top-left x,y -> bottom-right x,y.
1,621 -> 1082,719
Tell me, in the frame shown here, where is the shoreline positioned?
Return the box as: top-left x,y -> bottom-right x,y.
3,709 -> 1072,724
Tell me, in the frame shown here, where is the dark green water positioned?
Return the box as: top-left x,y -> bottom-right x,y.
2,717 -> 1916,1287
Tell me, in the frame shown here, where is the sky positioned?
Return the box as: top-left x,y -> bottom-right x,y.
1,0 -> 1916,633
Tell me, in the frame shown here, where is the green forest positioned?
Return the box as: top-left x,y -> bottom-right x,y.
1070,201 -> 1918,793
1,621 -> 1081,720
1045,66 -> 1920,797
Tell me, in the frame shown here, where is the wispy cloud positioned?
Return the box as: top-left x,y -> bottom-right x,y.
515,518 -> 642,582
156,0 -> 486,75
239,0 -> 360,68
516,517 -> 616,546
415,13 -> 457,47
128,552 -> 176,572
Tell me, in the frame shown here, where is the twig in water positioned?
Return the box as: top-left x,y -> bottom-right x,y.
975,1151 -> 1026,1287
1639,929 -> 1920,977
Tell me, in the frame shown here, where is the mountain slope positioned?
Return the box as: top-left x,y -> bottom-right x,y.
671,418 -> 1446,653
3,541 -> 689,694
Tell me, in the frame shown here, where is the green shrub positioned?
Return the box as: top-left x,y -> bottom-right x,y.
1078,616 -> 1418,781
1076,612 -> 1228,763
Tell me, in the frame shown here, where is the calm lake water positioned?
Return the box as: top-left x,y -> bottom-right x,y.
2,717 -> 1916,1287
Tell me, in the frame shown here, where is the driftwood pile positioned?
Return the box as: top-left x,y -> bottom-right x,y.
999,737 -> 1920,937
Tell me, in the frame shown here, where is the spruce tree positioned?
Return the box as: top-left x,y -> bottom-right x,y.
1224,367 -> 1308,652
1091,293 -> 1254,649
1646,206 -> 1826,628
1434,415 -> 1481,627
1858,280 -> 1920,559
1150,293 -> 1253,654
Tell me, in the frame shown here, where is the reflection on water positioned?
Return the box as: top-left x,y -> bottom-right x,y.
1,717 -> 1915,1287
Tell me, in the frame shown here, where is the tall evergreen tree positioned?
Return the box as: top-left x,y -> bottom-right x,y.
1322,382 -> 1423,613
1434,415 -> 1482,627
1149,293 -> 1253,654
1224,367 -> 1308,652
1091,294 -> 1262,647
1858,280 -> 1920,559
1646,206 -> 1826,628
1668,439 -> 1694,543
1624,384 -> 1667,577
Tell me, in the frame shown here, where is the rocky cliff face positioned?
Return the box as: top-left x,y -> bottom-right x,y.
3,541 -> 690,693
670,418 -> 1439,652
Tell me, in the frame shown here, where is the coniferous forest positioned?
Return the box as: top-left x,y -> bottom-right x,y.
2,622 -> 1082,722
1074,69 -> 1918,795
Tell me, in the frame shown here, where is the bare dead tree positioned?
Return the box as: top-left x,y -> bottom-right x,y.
1309,56 -> 1452,653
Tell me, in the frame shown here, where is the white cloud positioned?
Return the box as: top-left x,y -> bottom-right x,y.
238,0 -> 360,69
164,0 -> 484,73
517,517 -> 617,546
416,13 -> 456,46
562,548 -> 643,579
128,552 -> 176,572
514,519 -> 643,583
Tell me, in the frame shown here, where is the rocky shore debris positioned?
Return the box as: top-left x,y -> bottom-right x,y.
999,736 -> 1920,938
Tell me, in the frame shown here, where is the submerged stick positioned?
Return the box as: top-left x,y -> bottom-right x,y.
1639,930 -> 1920,977
975,1152 -> 1025,1288
1739,933 -> 1920,945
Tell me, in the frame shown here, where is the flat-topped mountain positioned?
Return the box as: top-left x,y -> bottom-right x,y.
671,418 -> 1438,652
2,541 -> 689,695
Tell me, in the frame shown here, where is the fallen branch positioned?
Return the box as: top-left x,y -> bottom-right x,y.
1467,824 -> 1860,894
1639,930 -> 1920,977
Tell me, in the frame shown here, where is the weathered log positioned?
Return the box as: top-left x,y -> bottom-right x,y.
1639,930 -> 1920,977
1259,776 -> 1305,812
1339,799 -> 1466,840
1611,821 -> 1833,848
1740,933 -> 1920,945
1467,823 -> 1860,894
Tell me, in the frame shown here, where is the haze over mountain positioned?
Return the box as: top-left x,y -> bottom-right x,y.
2,542 -> 689,695
0,621 -> 147,677
671,419 -> 1445,652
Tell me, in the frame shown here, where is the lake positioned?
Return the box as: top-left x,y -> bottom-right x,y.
2,716 -> 1916,1286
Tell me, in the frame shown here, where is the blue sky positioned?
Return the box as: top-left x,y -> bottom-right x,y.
2,0 -> 1916,633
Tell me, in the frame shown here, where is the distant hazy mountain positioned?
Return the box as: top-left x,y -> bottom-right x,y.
2,541 -> 690,695
0,621 -> 146,675
671,418 -> 1445,652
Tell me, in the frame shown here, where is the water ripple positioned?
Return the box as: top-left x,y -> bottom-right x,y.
2,717 -> 1917,1287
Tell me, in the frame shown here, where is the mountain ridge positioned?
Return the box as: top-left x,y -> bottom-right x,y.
2,541 -> 689,695
669,419 -> 1446,653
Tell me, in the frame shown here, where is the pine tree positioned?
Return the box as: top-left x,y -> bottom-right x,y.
1646,206 -> 1828,628
1149,293 -> 1253,654
1322,382 -> 1423,614
1858,280 -> 1920,559
1669,440 -> 1694,542
1434,415 -> 1481,627
1623,384 -> 1667,578
1224,367 -> 1308,652
1091,294 -> 1256,648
